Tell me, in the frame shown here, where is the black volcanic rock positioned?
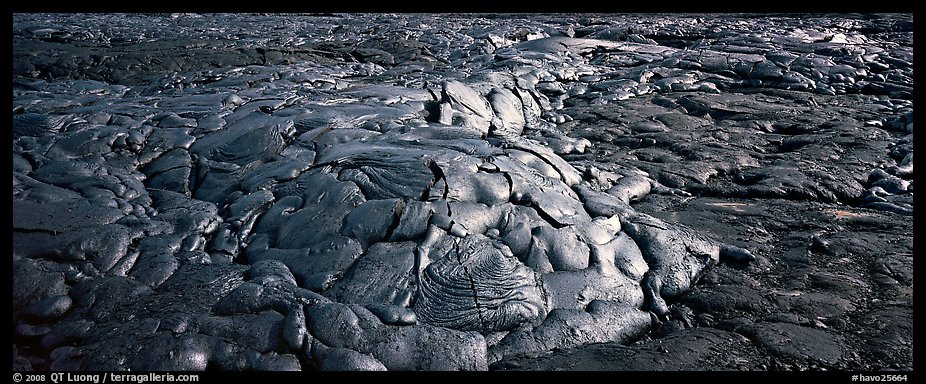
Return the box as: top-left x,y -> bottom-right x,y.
12,13 -> 912,372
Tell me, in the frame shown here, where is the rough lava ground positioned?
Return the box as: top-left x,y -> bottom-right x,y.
12,13 -> 912,371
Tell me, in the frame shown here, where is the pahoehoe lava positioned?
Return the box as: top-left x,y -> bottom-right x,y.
12,13 -> 912,371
